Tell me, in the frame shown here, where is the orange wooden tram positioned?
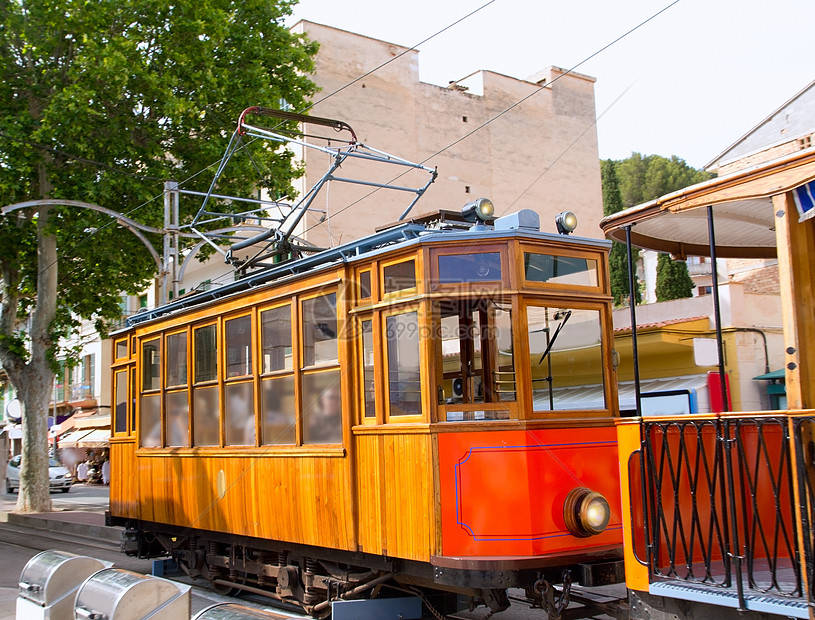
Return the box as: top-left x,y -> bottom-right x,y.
106,206 -> 625,616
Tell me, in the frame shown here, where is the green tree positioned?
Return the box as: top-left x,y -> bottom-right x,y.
655,252 -> 695,301
615,152 -> 713,208
0,0 -> 317,512
611,153 -> 713,303
601,159 -> 640,306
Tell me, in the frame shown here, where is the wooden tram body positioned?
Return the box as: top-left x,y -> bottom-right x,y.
107,210 -> 625,615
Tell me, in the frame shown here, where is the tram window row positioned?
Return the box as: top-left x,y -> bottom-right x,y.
111,241 -> 613,451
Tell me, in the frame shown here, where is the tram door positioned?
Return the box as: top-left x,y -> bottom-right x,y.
438,299 -> 514,407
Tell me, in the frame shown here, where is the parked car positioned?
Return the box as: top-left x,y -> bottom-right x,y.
5,455 -> 73,493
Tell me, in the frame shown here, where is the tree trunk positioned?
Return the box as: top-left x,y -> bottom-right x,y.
15,378 -> 53,513
15,200 -> 58,513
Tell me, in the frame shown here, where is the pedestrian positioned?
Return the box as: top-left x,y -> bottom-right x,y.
77,460 -> 88,482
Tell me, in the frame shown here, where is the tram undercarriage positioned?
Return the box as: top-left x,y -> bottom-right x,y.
117,518 -> 513,617
114,518 -> 624,618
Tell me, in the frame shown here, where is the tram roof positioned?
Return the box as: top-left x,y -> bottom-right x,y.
599,147 -> 815,259
125,215 -> 609,329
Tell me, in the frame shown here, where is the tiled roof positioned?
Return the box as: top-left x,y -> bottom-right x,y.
614,315 -> 708,334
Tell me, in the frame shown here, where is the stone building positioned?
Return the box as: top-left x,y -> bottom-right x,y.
289,21 -> 604,247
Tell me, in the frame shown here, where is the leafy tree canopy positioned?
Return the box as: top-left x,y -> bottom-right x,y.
601,154 -> 711,306
0,0 -> 317,511
614,152 -> 714,208
0,0 -> 318,338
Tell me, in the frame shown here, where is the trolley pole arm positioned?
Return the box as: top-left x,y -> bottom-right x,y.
237,106 -> 357,143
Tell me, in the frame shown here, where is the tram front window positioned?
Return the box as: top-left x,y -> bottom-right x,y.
438,300 -> 515,417
526,306 -> 605,411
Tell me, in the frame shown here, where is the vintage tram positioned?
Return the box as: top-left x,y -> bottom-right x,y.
106,204 -> 625,616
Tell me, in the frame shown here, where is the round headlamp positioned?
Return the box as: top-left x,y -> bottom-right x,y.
563,487 -> 611,537
555,211 -> 578,235
461,197 -> 496,223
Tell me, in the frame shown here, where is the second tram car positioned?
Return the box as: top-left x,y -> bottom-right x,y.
107,205 -> 624,616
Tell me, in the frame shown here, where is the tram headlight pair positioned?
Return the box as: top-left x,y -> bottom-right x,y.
563,487 -> 611,537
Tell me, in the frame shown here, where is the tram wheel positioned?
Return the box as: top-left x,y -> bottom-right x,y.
210,574 -> 245,597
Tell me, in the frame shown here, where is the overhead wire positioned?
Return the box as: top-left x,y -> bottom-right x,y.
185,0 -> 681,294
297,0 -> 681,237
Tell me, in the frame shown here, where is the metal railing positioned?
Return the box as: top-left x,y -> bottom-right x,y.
639,414 -> 815,608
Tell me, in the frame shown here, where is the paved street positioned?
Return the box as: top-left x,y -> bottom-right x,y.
0,483 -> 306,619
0,481 -> 110,514
0,483 -> 624,619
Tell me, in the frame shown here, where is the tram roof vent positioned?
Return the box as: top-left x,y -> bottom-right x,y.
493,209 -> 540,232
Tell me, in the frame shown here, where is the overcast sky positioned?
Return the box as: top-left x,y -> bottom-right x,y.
287,0 -> 814,170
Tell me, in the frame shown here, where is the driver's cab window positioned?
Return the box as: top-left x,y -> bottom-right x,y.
526,305 -> 606,412
438,299 -> 515,421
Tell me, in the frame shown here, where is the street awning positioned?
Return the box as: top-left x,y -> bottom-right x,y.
58,429 -> 94,449
74,429 -> 110,448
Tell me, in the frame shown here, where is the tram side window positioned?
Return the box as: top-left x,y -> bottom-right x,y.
361,320 -> 376,418
262,375 -> 295,445
193,386 -> 220,447
437,252 -> 501,283
383,260 -> 416,294
166,391 -> 190,447
226,315 -> 253,378
359,270 -> 372,300
524,253 -> 598,287
261,304 -> 295,445
438,300 -> 515,418
302,294 -> 338,366
302,369 -> 342,444
302,292 -> 342,444
225,311 -> 255,445
166,332 -> 188,387
386,311 -> 422,416
114,370 -> 128,434
261,305 -> 292,373
165,331 -> 190,447
193,324 -> 219,446
526,306 -> 605,411
225,381 -> 255,446
142,338 -> 160,391
140,339 -> 161,447
140,394 -> 161,448
130,368 -> 136,434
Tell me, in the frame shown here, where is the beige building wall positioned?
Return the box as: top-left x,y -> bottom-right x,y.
289,21 -> 603,248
